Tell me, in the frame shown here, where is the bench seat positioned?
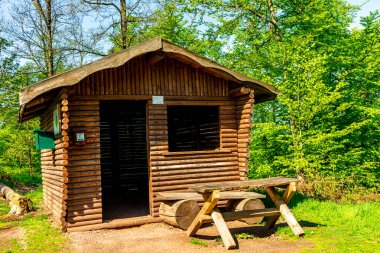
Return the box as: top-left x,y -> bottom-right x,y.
157,191 -> 266,201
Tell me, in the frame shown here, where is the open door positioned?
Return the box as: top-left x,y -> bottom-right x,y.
100,101 -> 149,220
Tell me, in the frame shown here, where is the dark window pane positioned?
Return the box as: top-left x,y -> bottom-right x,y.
168,106 -> 220,152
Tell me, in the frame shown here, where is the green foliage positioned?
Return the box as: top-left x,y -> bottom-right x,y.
277,194 -> 380,252
234,233 -> 254,239
190,238 -> 209,247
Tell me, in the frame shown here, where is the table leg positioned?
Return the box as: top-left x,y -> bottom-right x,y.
266,186 -> 305,237
211,207 -> 236,249
266,182 -> 296,229
186,190 -> 220,237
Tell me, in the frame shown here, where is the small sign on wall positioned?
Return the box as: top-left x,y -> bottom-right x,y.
152,96 -> 164,105
53,104 -> 61,136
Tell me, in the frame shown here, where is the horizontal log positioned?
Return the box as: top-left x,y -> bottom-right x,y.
153,177 -> 241,192
151,157 -> 237,166
69,100 -> 99,106
67,181 -> 101,189
68,202 -> 102,212
43,190 -> 66,206
66,217 -> 161,232
41,161 -> 54,166
152,167 -> 238,177
55,154 -> 69,160
43,177 -> 67,189
68,187 -> 101,195
43,194 -> 67,211
55,160 -> 68,166
68,154 -> 101,161
150,152 -> 235,161
55,142 -> 69,149
68,171 -> 101,178
69,149 -> 100,156
152,171 -> 239,183
66,198 -> 101,206
54,149 -> 68,155
42,181 -> 68,194
152,174 -> 239,187
68,160 -> 100,166
43,173 -> 68,183
67,213 -> 102,223
42,169 -> 67,177
200,208 -> 280,223
152,162 -> 238,171
70,116 -> 100,122
67,208 -> 102,218
68,192 -> 101,201
67,219 -> 103,228
67,176 -> 101,184
229,86 -> 250,97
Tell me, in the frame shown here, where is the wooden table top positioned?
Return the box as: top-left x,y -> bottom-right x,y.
189,177 -> 299,193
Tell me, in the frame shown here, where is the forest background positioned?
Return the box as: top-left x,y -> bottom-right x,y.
0,0 -> 379,201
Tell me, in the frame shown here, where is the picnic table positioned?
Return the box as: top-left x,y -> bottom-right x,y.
186,177 -> 305,249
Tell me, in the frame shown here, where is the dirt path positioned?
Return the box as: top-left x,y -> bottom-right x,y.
68,222 -> 312,253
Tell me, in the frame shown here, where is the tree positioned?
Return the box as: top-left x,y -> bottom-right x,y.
3,0 -> 102,77
82,0 -> 156,52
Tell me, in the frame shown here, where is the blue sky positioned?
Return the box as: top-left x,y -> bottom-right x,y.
348,0 -> 380,28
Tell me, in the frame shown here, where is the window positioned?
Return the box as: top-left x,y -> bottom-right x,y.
167,106 -> 220,152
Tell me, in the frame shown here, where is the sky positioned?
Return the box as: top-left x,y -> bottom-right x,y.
348,0 -> 380,28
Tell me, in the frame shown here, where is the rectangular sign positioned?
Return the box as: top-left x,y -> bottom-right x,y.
152,96 -> 164,105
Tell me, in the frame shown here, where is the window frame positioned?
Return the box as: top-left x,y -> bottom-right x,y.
166,105 -> 221,153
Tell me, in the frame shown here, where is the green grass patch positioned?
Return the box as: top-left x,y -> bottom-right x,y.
190,238 -> 209,247
274,194 -> 380,252
235,232 -> 255,239
0,188 -> 67,253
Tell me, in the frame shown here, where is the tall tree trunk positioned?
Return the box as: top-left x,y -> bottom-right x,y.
267,0 -> 281,42
120,0 -> 127,50
32,0 -> 55,77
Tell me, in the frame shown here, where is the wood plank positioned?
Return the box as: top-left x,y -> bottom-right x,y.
266,182 -> 297,229
156,191 -> 265,201
211,208 -> 236,249
266,186 -> 304,237
190,177 -> 300,193
186,190 -> 220,236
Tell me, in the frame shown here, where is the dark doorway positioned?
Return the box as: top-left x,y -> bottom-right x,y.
100,101 -> 149,220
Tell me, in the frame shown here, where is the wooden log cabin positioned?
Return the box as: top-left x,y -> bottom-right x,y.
18,38 -> 279,232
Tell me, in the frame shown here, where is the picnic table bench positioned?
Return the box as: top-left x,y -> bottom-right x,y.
186,176 -> 305,249
157,191 -> 266,229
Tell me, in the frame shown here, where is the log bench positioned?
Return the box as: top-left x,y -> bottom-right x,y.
157,191 -> 266,229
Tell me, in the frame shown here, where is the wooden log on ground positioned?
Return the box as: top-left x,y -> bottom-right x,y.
229,198 -> 265,225
159,199 -> 200,229
0,183 -> 33,215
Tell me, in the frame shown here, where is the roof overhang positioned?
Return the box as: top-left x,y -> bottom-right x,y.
19,37 -> 280,122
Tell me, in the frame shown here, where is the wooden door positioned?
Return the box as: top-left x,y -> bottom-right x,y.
100,101 -> 149,220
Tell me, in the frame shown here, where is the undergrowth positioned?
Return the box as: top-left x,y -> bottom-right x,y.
0,188 -> 67,253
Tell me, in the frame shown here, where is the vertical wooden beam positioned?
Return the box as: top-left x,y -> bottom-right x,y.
211,208 -> 237,249
186,190 -> 220,236
266,186 -> 304,237
266,182 -> 296,229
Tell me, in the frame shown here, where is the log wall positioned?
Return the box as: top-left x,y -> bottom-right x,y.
40,91 -> 69,231
53,54 -> 255,231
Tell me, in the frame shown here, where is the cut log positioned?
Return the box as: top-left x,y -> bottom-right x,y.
159,199 -> 200,229
230,198 -> 265,225
0,183 -> 34,215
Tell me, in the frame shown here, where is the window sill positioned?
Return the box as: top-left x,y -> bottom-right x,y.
162,149 -> 232,156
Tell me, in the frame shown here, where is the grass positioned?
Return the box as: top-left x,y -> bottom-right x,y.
274,194 -> 380,252
1,166 -> 379,252
0,188 -> 67,253
190,238 -> 209,247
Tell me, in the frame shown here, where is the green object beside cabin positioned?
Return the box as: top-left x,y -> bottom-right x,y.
34,130 -> 55,150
